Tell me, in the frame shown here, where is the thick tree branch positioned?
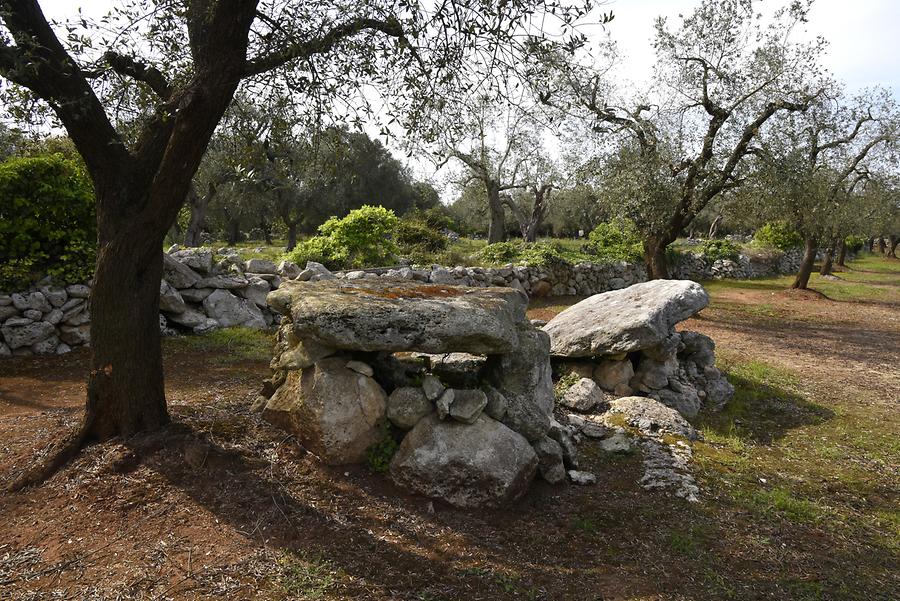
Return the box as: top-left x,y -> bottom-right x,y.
243,16 -> 404,77
104,51 -> 172,98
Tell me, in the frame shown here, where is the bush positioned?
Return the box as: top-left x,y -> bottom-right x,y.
284,205 -> 400,269
519,241 -> 573,267
365,424 -> 400,474
319,205 -> 399,267
0,154 -> 95,289
477,241 -> 525,265
698,239 -> 741,262
284,236 -> 344,270
844,235 -> 866,253
586,220 -> 644,263
753,222 -> 803,251
395,219 -> 447,254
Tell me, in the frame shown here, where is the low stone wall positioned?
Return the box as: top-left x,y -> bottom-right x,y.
0,245 -> 809,358
0,247 -> 302,357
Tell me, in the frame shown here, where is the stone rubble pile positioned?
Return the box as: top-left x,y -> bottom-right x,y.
255,278 -> 561,508
543,280 -> 734,419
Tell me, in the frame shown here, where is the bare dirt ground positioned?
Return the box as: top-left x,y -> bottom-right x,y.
1,256 -> 898,600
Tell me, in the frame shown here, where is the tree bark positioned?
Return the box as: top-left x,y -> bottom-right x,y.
707,214 -> 722,240
876,237 -> 886,254
889,235 -> 899,258
836,239 -> 847,267
184,183 -> 215,247
819,243 -> 834,276
85,212 -> 169,439
286,221 -> 299,251
643,236 -> 670,279
486,185 -> 506,244
792,236 -> 818,289
227,219 -> 241,246
524,184 -> 551,243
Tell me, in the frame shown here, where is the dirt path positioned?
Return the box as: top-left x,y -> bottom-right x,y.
1,262 -> 898,600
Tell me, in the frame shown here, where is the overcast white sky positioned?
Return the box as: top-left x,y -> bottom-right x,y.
36,0 -> 900,188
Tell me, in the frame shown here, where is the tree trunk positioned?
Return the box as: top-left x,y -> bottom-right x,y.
227,219 -> 241,246
836,239 -> 847,266
819,244 -> 834,276
707,215 -> 722,240
889,235 -> 899,258
792,236 -> 817,289
643,236 -> 670,279
865,236 -> 874,253
876,237 -> 886,254
85,215 -> 169,439
184,183 -> 214,247
524,185 -> 550,243
286,221 -> 298,252
486,185 -> 506,244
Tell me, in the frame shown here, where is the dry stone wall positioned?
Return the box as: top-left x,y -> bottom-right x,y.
0,245 -> 806,358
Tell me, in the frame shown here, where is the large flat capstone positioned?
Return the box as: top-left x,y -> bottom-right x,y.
267,279 -> 528,355
542,280 -> 709,357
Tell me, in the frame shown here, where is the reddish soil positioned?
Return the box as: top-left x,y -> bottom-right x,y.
1,279 -> 898,600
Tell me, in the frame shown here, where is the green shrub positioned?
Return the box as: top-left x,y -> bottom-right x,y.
477,241 -> 525,265
754,222 -> 803,251
0,154 -> 95,288
395,219 -> 447,254
404,206 -> 455,232
366,424 -> 400,474
519,241 -> 572,267
698,239 -> 741,262
284,235 -> 345,270
284,205 -> 400,269
844,235 -> 866,253
587,220 -> 644,263
319,205 -> 399,267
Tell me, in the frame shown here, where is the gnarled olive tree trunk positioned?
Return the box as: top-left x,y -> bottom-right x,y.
643,235 -> 671,280
792,236 -> 818,289
486,184 -> 506,244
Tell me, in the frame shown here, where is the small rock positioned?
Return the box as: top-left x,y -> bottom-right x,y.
532,436 -> 567,484
387,386 -> 433,430
600,432 -> 633,453
483,384 -> 508,420
346,360 -> 374,377
448,389 -> 488,424
561,378 -> 605,412
435,389 -> 454,420
65,284 -> 91,299
421,374 -> 444,401
567,470 -> 597,485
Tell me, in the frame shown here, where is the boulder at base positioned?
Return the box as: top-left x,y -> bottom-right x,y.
267,279 -> 527,355
263,357 -> 387,464
390,414 -> 538,507
542,280 -> 709,357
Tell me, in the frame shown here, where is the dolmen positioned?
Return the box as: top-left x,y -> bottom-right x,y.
542,279 -> 733,419
257,279 -> 559,507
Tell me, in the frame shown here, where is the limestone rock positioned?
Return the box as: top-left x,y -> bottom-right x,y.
593,359 -> 634,393
59,324 -> 90,345
543,280 -> 709,357
65,284 -> 91,299
163,253 -> 202,289
39,285 -> 67,308
435,388 -> 454,420
484,324 -> 554,442
194,275 -> 248,290
171,248 -> 214,273
532,436 -> 567,484
423,352 -> 486,388
483,384 -> 508,420
421,374 -> 444,401
560,378 -> 606,412
600,432 -> 633,453
1,320 -> 56,349
11,292 -> 51,313
244,258 -> 278,274
277,260 -> 301,279
166,308 -> 209,329
180,288 -> 215,303
268,279 -> 527,355
386,386 -> 432,430
345,360 -> 374,377
567,470 -> 597,485
263,358 -> 387,464
159,280 -> 187,314
389,414 -> 538,507
448,389 -> 488,424
605,396 -> 698,441
271,337 -> 335,371
202,289 -> 266,329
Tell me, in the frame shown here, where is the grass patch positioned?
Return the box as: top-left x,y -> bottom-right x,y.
165,327 -> 273,363
274,551 -> 340,599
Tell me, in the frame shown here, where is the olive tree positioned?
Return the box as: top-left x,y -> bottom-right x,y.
0,0 -> 590,486
753,86 -> 896,288
534,0 -> 824,277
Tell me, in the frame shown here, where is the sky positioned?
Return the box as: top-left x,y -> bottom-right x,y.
599,0 -> 900,98
32,0 -> 900,189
